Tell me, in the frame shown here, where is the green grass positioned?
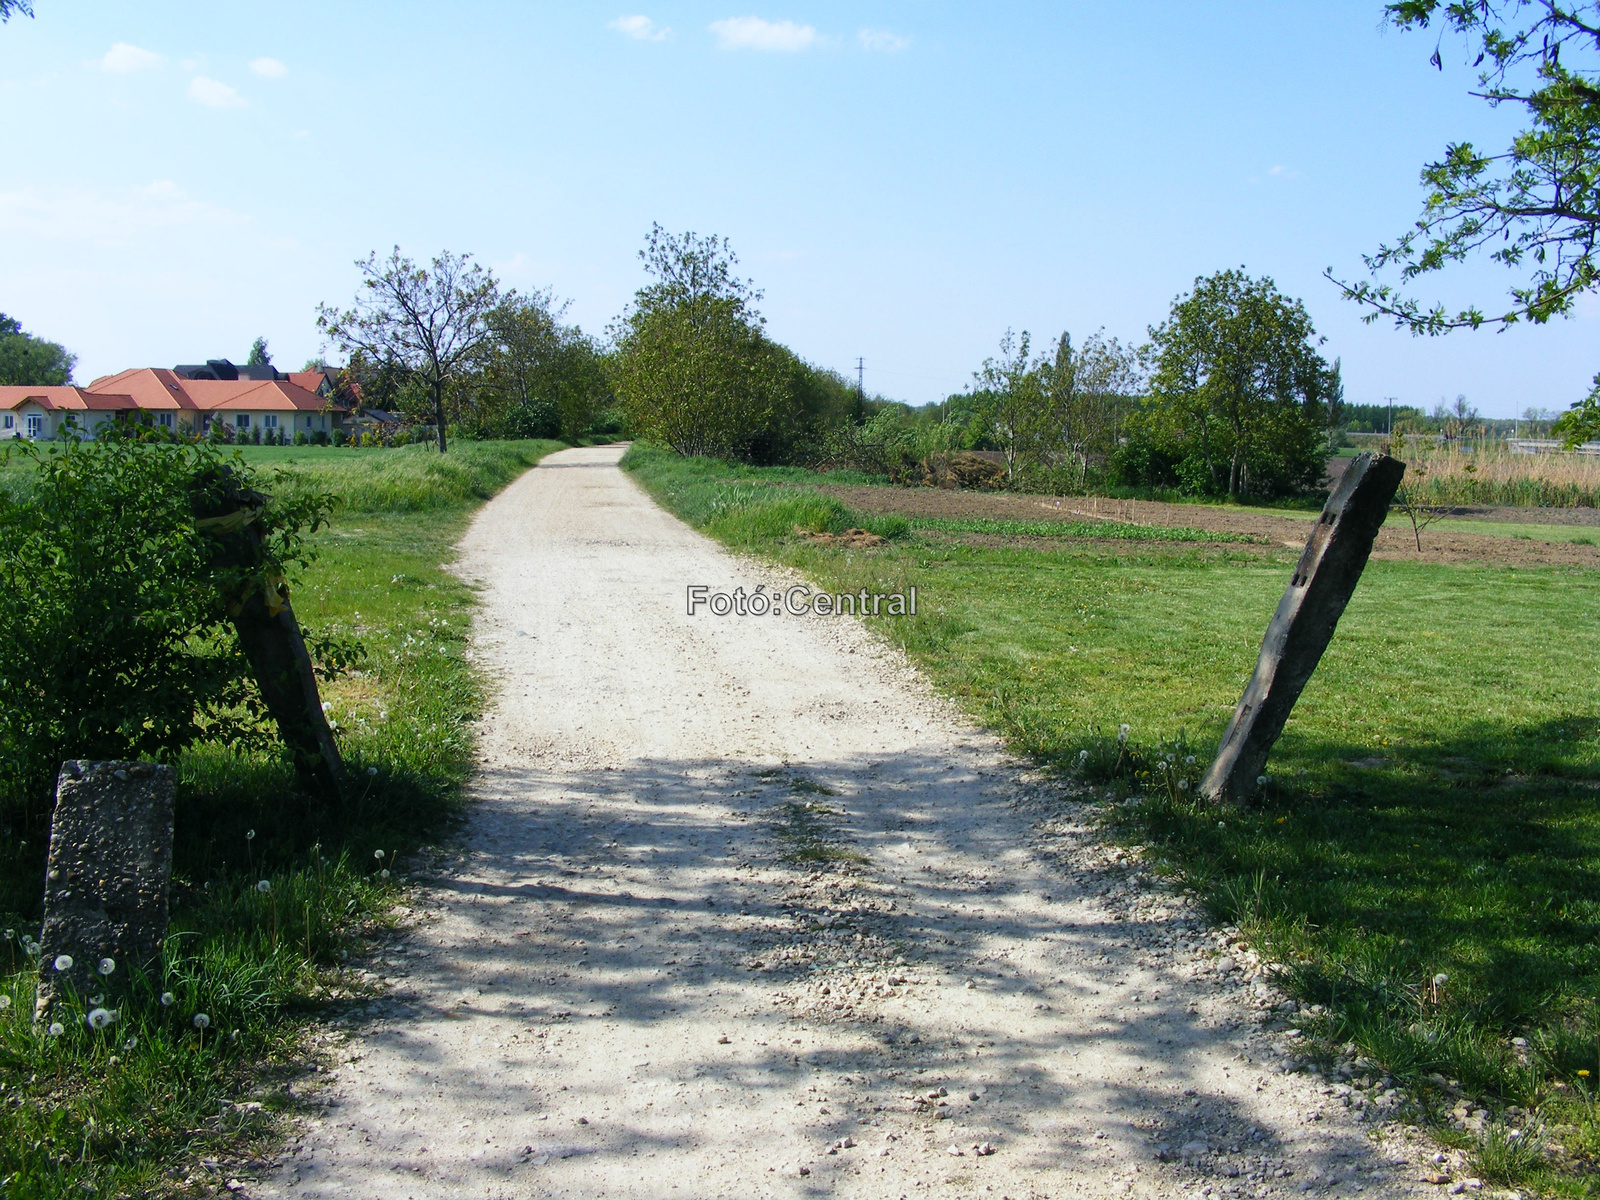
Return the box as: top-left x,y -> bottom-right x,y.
624,442 -> 1600,1195
0,438 -> 563,1197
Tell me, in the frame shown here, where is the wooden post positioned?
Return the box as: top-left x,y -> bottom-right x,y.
192,467 -> 347,800
1199,452 -> 1405,804
36,761 -> 175,1019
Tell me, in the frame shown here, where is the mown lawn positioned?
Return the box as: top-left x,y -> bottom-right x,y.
624,442 -> 1600,1196
0,438 -> 561,1198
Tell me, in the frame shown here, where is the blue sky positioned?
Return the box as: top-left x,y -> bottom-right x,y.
1,2 -> 1594,416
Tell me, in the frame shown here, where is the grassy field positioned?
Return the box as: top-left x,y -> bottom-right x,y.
624,443 -> 1600,1196
0,438 -> 562,1197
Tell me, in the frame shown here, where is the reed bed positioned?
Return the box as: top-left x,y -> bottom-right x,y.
1396,443 -> 1600,508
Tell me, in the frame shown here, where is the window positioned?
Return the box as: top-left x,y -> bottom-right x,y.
236,414 -> 251,429
155,413 -> 173,428
25,414 -> 42,438
2,414 -> 11,430
262,414 -> 278,429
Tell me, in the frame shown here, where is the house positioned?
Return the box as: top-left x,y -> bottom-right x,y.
173,358 -> 286,382
85,368 -> 349,438
0,386 -> 139,440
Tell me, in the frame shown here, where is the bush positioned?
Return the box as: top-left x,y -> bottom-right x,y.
0,440 -> 331,833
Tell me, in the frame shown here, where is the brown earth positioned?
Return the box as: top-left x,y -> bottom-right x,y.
814,484 -> 1600,569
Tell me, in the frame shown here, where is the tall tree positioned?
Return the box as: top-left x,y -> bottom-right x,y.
0,0 -> 34,22
0,313 -> 75,386
609,226 -> 790,460
246,337 -> 272,368
972,330 -> 1059,483
1137,270 -> 1332,500
1331,2 -> 1600,440
1039,330 -> 1143,489
481,290 -> 609,440
317,248 -> 501,452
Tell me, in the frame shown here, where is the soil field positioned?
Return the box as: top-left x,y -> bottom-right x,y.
814,485 -> 1600,569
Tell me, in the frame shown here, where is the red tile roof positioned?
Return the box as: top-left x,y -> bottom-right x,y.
85,369 -> 349,413
0,386 -> 138,412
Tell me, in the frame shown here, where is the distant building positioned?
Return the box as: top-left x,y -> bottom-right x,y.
0,365 -> 350,440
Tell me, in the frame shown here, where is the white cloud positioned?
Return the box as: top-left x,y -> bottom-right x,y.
709,16 -> 822,51
99,43 -> 163,73
0,181 -> 251,246
187,76 -> 246,108
858,28 -> 909,53
249,57 -> 287,78
609,15 -> 669,41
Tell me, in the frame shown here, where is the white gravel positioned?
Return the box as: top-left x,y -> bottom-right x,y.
267,445 -> 1438,1199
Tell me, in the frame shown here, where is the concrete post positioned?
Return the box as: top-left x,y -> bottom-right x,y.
1199,452 -> 1405,804
35,761 -> 175,1019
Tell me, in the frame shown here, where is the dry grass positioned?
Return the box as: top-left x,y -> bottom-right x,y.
1399,442 -> 1600,508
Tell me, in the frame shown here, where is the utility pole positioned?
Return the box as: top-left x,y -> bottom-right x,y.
854,357 -> 866,425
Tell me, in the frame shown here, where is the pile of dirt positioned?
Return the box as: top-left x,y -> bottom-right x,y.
796,526 -> 885,548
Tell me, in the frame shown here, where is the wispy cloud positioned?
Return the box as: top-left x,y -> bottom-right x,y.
187,76 -> 246,108
858,28 -> 909,53
249,57 -> 287,78
709,16 -> 822,51
609,14 -> 670,41
0,180 -> 251,246
99,43 -> 163,73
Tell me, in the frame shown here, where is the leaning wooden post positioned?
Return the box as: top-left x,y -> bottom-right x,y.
192,467 -> 348,800
1199,452 -> 1405,804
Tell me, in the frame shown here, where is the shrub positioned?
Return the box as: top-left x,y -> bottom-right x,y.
0,440 -> 332,833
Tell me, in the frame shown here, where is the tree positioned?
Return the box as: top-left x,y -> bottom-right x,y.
1039,329 -> 1144,489
317,248 -> 501,452
971,330 -> 1060,483
1124,270 -> 1332,500
246,336 -> 272,367
1331,3 -> 1600,437
0,313 -> 75,386
609,226 -> 792,460
480,290 -> 610,440
0,0 -> 34,22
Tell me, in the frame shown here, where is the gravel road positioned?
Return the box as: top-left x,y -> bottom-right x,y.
268,445 -> 1441,1200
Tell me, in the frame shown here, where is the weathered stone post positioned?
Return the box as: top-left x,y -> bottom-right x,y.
35,761 -> 175,1019
191,466 -> 347,800
1199,452 -> 1405,804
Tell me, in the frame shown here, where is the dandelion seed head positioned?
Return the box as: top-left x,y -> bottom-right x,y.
47,1021 -> 64,1037
1178,779 -> 1189,791
53,954 -> 73,972
245,829 -> 256,840
193,1013 -> 210,1029
321,701 -> 332,712
98,957 -> 115,975
257,880 -> 272,893
380,869 -> 390,879
1433,973 -> 1449,986
124,1037 -> 137,1050
1256,775 -> 1268,787
374,849 -> 385,860
88,994 -> 103,1006
0,995 -> 11,1010
1184,755 -> 1196,765
159,992 -> 175,1007
86,1007 -> 114,1029
366,766 -> 378,777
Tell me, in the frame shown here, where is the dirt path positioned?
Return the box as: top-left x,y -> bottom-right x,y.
268,446 -> 1441,1200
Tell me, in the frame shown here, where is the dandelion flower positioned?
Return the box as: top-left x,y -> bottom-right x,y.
160,992 -> 175,1007
1433,973 -> 1449,986
1579,1069 -> 1591,1078
0,996 -> 11,1011
86,1008 -> 114,1030
47,1021 -> 64,1037
98,957 -> 115,975
257,880 -> 272,894
193,1013 -> 210,1030
53,954 -> 73,972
